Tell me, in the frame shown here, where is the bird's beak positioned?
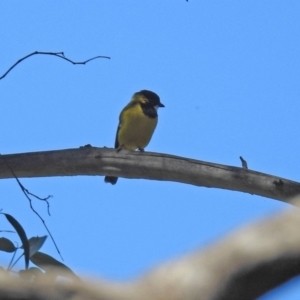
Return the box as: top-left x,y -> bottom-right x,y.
159,103 -> 165,108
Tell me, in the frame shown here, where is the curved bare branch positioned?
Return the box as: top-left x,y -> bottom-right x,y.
0,147 -> 300,203
0,51 -> 110,80
0,203 -> 299,299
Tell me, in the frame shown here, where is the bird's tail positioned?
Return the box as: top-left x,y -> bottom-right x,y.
104,176 -> 118,185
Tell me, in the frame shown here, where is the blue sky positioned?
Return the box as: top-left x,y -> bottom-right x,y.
1,1 -> 300,298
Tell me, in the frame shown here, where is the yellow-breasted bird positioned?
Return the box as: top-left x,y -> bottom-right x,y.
104,90 -> 164,185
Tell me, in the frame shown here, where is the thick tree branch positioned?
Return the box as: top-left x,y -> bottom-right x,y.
0,203 -> 300,299
137,204 -> 300,300
0,147 -> 300,203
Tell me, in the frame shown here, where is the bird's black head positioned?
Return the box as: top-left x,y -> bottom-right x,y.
139,90 -> 165,108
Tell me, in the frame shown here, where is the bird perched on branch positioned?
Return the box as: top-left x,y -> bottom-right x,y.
104,90 -> 165,185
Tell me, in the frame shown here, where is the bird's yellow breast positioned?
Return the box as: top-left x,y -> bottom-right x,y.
118,103 -> 158,151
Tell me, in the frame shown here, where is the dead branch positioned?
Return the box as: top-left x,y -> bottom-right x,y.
0,51 -> 110,80
0,147 -> 300,203
0,201 -> 299,300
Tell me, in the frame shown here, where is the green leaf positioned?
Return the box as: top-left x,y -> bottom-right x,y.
0,237 -> 16,253
30,251 -> 80,281
21,236 -> 47,257
3,213 -> 29,269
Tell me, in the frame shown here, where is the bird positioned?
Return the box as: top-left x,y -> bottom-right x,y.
104,90 -> 164,185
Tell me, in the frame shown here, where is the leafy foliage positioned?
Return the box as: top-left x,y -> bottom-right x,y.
0,213 -> 79,282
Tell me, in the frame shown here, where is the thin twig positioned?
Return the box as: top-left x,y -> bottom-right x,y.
0,51 -> 110,80
0,154 -> 63,261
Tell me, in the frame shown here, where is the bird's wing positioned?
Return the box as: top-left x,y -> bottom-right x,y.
114,124 -> 120,149
115,100 -> 139,149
